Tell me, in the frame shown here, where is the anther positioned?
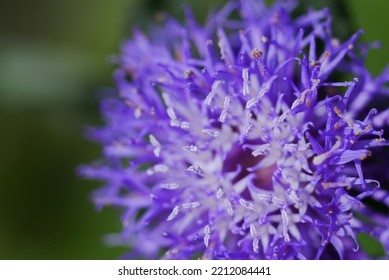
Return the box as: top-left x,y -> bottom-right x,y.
251,48 -> 263,60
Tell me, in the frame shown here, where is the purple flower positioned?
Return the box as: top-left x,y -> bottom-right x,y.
79,0 -> 389,259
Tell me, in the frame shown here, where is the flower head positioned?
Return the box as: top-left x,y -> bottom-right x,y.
79,0 -> 389,259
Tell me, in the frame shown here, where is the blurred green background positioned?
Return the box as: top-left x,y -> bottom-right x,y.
0,0 -> 388,259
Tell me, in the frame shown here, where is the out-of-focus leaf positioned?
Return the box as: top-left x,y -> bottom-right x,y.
357,233 -> 386,259
0,40 -> 99,106
345,0 -> 389,74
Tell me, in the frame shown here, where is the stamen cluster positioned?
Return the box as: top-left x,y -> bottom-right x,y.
79,0 -> 389,259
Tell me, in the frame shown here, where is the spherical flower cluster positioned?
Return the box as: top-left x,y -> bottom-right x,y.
79,0 -> 389,259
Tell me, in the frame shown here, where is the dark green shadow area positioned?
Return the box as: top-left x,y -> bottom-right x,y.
357,233 -> 386,259
0,0 -> 135,259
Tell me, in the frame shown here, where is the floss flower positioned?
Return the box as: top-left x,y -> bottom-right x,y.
79,0 -> 389,259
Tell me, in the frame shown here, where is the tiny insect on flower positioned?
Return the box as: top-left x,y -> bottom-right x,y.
79,0 -> 389,259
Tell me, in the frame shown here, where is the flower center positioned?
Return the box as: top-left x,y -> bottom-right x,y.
223,143 -> 276,192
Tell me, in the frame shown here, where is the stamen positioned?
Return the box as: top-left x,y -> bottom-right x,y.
250,48 -> 263,60
354,159 -> 367,189
183,70 -> 194,79
147,164 -> 169,175
321,182 -> 351,189
134,107 -> 142,118
204,225 -> 211,248
202,128 -> 222,137
167,206 -> 179,221
149,134 -> 161,157
187,165 -> 203,175
320,51 -> 331,63
218,28 -> 234,65
180,122 -> 190,129
161,183 -> 180,190
183,145 -> 198,153
312,137 -> 342,165
242,68 -> 250,96
253,238 -> 259,253
239,199 -> 257,211
245,75 -> 277,108
182,201 -> 200,209
219,96 -> 231,123
249,224 -> 260,253
250,224 -> 258,238
281,209 -> 291,242
167,107 -> 177,120
252,143 -> 271,156
224,199 -> 234,216
205,80 -> 224,105
257,193 -> 285,208
216,188 -> 224,199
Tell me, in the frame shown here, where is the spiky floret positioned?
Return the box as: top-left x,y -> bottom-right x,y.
79,0 -> 389,259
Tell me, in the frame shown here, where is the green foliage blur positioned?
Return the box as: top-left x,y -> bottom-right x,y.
0,0 -> 388,259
